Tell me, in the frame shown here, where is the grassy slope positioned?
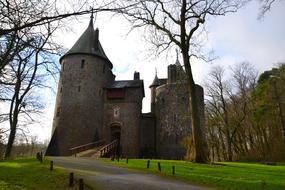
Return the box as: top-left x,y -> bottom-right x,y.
0,157 -> 73,190
103,158 -> 285,190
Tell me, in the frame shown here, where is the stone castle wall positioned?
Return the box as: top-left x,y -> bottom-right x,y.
140,113 -> 156,158
103,87 -> 144,157
48,54 -> 113,155
154,83 -> 191,159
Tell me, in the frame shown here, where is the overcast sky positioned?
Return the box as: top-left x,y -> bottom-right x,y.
30,0 -> 285,142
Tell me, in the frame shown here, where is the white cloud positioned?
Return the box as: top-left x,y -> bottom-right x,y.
207,1 -> 285,73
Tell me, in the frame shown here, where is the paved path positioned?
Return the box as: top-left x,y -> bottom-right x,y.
50,157 -> 215,190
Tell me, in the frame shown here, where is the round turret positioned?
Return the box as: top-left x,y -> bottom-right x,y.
150,71 -> 160,113
46,16 -> 115,156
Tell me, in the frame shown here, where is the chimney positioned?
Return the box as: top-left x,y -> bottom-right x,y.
167,64 -> 177,84
134,71 -> 140,80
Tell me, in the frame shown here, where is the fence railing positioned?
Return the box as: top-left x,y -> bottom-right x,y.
69,140 -> 105,156
99,139 -> 118,157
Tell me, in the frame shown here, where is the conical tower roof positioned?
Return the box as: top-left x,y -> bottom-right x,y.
150,69 -> 160,88
175,49 -> 182,67
175,49 -> 185,74
60,16 -> 112,68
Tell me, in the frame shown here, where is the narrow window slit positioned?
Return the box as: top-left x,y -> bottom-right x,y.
81,59 -> 85,69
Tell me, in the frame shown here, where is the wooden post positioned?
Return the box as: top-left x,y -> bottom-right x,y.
69,173 -> 74,187
157,162 -> 161,172
40,151 -> 43,163
172,166 -> 175,175
79,178 -> 84,190
126,157 -> 128,164
50,161 -> 53,171
147,160 -> 150,168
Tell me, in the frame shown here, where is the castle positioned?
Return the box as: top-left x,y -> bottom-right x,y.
46,16 -> 204,159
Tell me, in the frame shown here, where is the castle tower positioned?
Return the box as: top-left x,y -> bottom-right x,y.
149,70 -> 160,113
46,15 -> 114,156
167,64 -> 177,84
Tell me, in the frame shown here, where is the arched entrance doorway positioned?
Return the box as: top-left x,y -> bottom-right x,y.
111,126 -> 121,142
110,124 -> 121,155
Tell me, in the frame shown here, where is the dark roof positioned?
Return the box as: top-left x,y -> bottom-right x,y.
158,79 -> 167,85
107,80 -> 143,88
150,75 -> 159,87
60,18 -> 112,68
106,80 -> 145,97
149,76 -> 167,88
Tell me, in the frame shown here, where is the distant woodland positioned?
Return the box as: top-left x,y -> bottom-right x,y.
205,62 -> 285,162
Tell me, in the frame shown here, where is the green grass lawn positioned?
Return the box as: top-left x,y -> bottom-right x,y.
0,157 -> 76,190
103,158 -> 285,190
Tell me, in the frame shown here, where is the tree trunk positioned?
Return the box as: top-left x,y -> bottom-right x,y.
226,131 -> 233,161
4,71 -> 21,159
4,125 -> 16,159
211,145 -> 215,161
228,142 -> 233,161
183,52 -> 208,163
189,84 -> 207,162
4,103 -> 19,159
4,101 -> 19,159
215,142 -> 221,161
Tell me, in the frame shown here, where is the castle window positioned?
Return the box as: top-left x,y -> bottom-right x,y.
78,86 -> 81,92
81,59 -> 85,69
113,107 -> 120,118
103,65 -> 105,73
62,63 -> 65,71
60,87 -> 62,93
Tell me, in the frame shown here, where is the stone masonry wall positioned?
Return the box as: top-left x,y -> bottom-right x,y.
140,113 -> 156,158
154,83 -> 204,159
48,54 -> 113,156
103,87 -> 143,157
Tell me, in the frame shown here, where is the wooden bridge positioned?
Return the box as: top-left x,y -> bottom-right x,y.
69,139 -> 119,158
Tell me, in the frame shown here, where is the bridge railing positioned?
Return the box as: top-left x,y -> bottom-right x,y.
69,140 -> 105,156
99,139 -> 118,157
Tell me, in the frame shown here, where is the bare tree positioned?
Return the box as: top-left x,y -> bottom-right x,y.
205,62 -> 267,162
229,63 -> 257,155
29,135 -> 38,156
0,0 -> 69,73
205,66 -> 234,161
2,25 -> 57,158
110,0 -> 244,163
258,0 -> 284,18
0,0 -> 127,75
0,0 -> 117,36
